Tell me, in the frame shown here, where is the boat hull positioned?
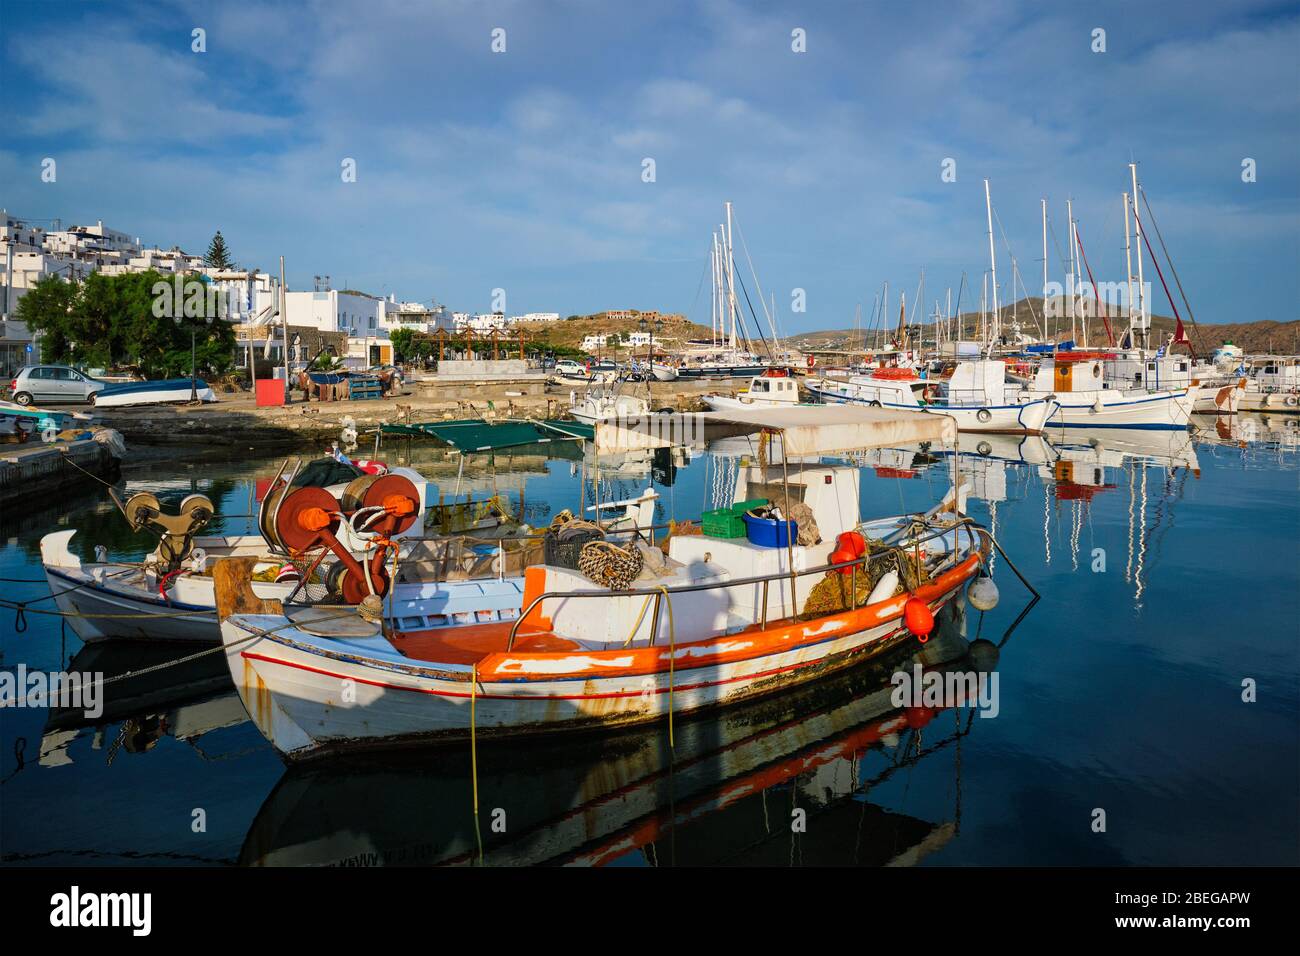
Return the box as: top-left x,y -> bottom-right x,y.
676,365 -> 770,379
221,555 -> 982,761
1038,388 -> 1195,430
803,381 -> 1056,434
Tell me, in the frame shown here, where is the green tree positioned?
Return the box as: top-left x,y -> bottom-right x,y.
389,327 -> 416,362
19,270 -> 235,378
205,231 -> 234,270
13,274 -> 82,364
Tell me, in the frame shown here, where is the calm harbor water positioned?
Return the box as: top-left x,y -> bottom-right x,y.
1,414 -> 1297,866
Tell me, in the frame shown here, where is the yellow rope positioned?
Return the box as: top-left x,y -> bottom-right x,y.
470,662 -> 483,864
658,585 -> 675,749
621,593 -> 656,647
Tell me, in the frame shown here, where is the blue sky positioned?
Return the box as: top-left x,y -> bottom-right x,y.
2,0 -> 1297,333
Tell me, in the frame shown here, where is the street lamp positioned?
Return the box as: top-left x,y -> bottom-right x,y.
174,290 -> 215,405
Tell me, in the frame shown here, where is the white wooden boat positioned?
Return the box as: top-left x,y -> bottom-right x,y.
1017,352 -> 1194,429
568,383 -> 650,424
217,405 -> 998,760
702,369 -> 804,410
40,459 -> 532,644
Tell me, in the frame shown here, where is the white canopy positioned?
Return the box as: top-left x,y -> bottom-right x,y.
594,404 -> 958,455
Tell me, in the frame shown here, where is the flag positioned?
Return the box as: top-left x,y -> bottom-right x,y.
1173,315 -> 1190,344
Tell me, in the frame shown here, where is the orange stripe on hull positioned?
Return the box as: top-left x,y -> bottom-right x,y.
475,553 -> 982,681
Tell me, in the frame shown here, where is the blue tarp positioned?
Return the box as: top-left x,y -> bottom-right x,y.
1024,340 -> 1074,354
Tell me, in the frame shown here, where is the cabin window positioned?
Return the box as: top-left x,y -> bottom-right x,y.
752,380 -> 768,392
1146,362 -> 1156,371
1134,372 -> 1142,383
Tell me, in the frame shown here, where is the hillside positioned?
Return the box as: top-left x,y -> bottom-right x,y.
529,312 -> 715,352
785,297 -> 1300,355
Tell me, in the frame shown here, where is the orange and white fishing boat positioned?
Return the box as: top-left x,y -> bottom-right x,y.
216,406 -> 998,761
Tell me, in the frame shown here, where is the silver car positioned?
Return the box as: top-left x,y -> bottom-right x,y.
8,365 -> 106,405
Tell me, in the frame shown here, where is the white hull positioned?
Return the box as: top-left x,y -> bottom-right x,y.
1036,387 -> 1195,430
94,384 -> 217,407
805,380 -> 1056,435
41,530 -> 524,644
220,556 -> 978,761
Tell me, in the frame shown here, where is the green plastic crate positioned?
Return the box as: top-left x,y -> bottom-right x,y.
701,498 -> 769,538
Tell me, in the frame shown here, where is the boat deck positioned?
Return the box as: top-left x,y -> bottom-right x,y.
390,622 -> 582,664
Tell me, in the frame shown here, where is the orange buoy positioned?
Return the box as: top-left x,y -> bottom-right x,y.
904,597 -> 935,642
836,530 -> 866,557
830,547 -> 855,575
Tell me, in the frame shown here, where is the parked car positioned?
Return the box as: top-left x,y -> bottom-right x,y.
554,360 -> 587,377
7,365 -> 107,405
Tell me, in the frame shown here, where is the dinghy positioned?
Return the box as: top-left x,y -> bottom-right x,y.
93,378 -> 217,407
216,405 -> 1000,761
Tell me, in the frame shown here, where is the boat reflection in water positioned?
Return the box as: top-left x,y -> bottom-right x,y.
239,600 -> 1016,867
39,641 -> 247,768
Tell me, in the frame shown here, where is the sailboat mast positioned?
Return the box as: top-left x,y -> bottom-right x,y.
710,232 -> 720,347
1040,198 -> 1049,339
984,179 -> 1000,347
1122,192 -> 1134,330
1066,198 -> 1077,345
1129,163 -> 1148,351
1072,214 -> 1087,347
724,201 -> 738,351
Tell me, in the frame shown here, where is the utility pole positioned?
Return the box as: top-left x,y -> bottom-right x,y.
280,255 -> 290,399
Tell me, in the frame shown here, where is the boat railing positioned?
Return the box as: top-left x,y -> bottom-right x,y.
505,519 -> 991,650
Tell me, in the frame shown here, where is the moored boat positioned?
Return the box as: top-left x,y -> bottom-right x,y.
216,405 -> 1001,761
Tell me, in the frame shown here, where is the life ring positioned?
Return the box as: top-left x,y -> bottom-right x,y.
807,355 -> 816,369
922,384 -> 939,404
976,407 -> 993,423
1285,394 -> 1299,408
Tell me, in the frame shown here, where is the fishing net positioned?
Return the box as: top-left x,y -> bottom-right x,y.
799,539 -> 932,619
578,540 -> 644,590
659,519 -> 702,555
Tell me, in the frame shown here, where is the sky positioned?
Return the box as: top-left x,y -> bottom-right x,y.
1,0 -> 1297,335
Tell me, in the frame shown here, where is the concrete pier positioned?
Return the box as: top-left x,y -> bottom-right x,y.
0,439 -> 121,509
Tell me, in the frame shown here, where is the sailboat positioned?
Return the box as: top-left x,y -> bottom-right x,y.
676,203 -> 776,379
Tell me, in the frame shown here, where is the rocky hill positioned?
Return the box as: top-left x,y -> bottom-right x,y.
785,297 -> 1299,355
529,311 -> 715,352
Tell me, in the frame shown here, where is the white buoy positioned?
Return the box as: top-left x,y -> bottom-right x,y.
968,574 -> 1000,611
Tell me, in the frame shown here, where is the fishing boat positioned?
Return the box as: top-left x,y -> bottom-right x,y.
702,367 -> 804,410
804,360 -> 1059,435
568,379 -> 651,424
649,362 -> 679,382
216,405 -> 1002,761
1014,352 -> 1195,429
40,457 -> 529,644
0,400 -> 94,435
93,377 -> 218,407
239,622 -> 999,866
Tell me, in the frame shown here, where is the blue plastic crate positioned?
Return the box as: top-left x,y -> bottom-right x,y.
742,513 -> 797,548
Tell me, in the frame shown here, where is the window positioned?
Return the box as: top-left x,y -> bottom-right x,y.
51,367 -> 73,380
